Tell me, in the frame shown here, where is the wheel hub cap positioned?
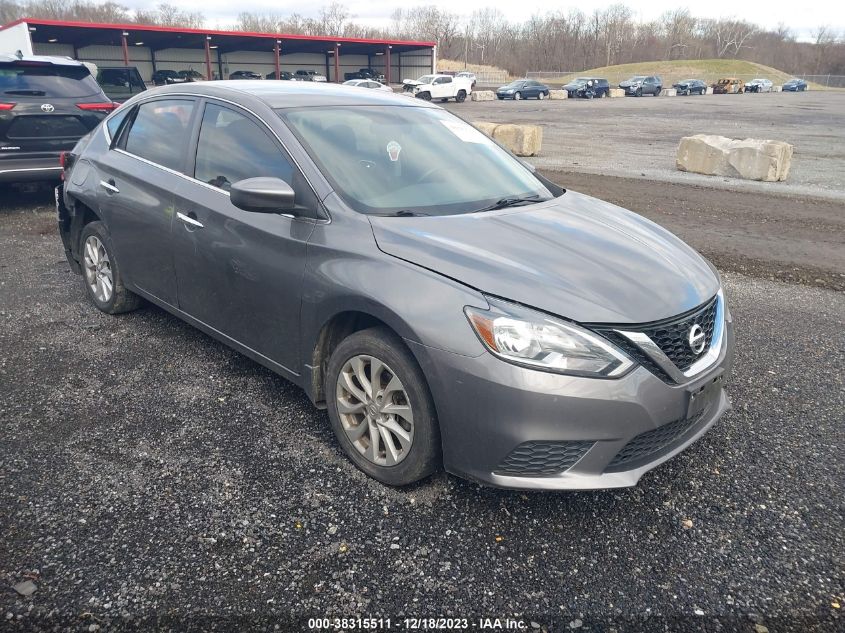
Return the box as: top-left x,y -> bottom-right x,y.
82,235 -> 113,303
336,354 -> 414,467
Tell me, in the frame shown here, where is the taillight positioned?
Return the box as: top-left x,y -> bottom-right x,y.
59,151 -> 68,168
0,103 -> 16,110
76,102 -> 117,112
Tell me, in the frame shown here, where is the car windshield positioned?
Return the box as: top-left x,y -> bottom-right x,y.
630,76 -> 646,81
416,75 -> 435,84
0,62 -> 101,98
279,105 -> 554,216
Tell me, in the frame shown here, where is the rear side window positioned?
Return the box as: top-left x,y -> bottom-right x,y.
0,62 -> 102,98
194,103 -> 293,191
105,107 -> 131,142
123,99 -> 194,171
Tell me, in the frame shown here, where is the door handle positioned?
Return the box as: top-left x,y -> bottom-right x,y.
177,211 -> 204,229
99,179 -> 119,194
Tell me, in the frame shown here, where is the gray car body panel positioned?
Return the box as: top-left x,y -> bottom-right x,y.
60,81 -> 733,490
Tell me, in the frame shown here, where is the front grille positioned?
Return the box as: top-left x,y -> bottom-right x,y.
496,441 -> 594,476
640,296 -> 718,371
605,411 -> 705,472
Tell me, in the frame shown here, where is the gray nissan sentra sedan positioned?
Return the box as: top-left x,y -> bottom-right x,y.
57,81 -> 734,490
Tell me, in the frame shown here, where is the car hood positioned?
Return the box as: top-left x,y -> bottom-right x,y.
368,191 -> 718,324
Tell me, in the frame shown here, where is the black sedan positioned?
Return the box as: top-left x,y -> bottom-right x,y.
782,78 -> 808,92
673,78 -> 707,95
496,79 -> 550,100
229,70 -> 263,80
266,71 -> 296,81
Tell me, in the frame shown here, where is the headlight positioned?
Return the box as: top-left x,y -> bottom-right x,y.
465,298 -> 634,378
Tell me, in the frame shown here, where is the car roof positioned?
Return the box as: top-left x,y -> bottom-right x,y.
0,53 -> 86,67
144,80 -> 438,109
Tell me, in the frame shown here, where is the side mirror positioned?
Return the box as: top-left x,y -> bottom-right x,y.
230,177 -> 296,213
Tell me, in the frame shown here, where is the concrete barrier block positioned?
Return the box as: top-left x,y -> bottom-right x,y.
608,88 -> 626,98
772,85 -> 783,92
548,90 -> 568,100
705,87 -> 714,95
659,88 -> 677,97
492,123 -> 543,157
472,121 -> 500,138
676,134 -> 793,182
470,90 -> 495,102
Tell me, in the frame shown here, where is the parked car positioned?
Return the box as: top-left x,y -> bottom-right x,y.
562,77 -> 609,98
672,78 -> 707,96
712,78 -> 744,94
96,66 -> 147,102
495,79 -> 550,100
0,54 -> 116,183
344,68 -> 385,83
343,79 -> 393,92
745,78 -> 773,93
455,71 -> 477,88
619,75 -> 662,96
152,70 -> 185,86
57,81 -> 734,489
265,71 -> 296,81
178,69 -> 205,82
229,70 -> 263,80
295,70 -> 327,82
404,74 -> 472,102
782,78 -> 808,92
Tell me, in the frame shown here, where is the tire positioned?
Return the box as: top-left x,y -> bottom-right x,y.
78,221 -> 142,315
326,327 -> 440,486
538,91 -> 545,100
636,87 -> 642,97
456,90 -> 466,103
416,91 -> 431,101
514,91 -> 522,101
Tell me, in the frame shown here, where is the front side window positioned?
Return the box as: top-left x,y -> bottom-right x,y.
123,99 -> 194,171
194,103 -> 293,191
280,105 -> 555,216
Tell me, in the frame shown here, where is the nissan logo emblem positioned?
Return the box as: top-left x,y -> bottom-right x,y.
688,324 -> 706,354
41,104 -> 55,113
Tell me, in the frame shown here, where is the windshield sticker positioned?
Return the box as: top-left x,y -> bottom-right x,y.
387,140 -> 402,162
439,119 -> 491,144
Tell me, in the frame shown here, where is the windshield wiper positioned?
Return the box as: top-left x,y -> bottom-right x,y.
473,194 -> 546,213
373,210 -> 430,217
4,89 -> 46,96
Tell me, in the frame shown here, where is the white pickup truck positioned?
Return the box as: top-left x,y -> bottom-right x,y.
402,74 -> 472,102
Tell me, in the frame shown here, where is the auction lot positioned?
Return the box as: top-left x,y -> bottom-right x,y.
1,90 -> 844,631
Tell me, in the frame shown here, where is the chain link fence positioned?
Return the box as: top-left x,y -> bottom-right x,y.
526,70 -> 845,89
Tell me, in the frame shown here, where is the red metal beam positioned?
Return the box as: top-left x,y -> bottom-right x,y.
204,37 -> 212,81
334,43 -> 340,83
120,31 -> 128,66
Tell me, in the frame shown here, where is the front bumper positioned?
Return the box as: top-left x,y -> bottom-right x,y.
408,310 -> 735,490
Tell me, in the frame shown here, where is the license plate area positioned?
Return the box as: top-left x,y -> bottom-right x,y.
687,373 -> 723,420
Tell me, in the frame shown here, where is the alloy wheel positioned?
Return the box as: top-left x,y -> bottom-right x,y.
83,235 -> 113,303
336,354 -> 414,467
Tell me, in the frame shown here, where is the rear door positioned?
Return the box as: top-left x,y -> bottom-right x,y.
171,99 -> 317,372
0,60 -> 113,171
96,97 -> 198,306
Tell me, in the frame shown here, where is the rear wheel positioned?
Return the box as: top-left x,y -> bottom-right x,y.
456,90 -> 467,103
79,221 -> 142,315
326,327 -> 440,486
538,91 -> 545,100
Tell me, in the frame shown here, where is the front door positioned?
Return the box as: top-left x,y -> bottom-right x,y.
171,100 -> 317,374
98,97 -> 197,306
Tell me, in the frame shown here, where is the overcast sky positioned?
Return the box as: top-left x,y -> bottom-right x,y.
140,0 -> 842,41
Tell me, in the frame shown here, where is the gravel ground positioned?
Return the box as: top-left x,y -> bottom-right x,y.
447,91 -> 845,201
1,198 -> 843,630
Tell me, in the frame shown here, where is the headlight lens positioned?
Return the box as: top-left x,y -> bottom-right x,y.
465,298 -> 634,378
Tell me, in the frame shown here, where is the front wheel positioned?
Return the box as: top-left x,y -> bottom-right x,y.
79,221 -> 142,314
636,87 -> 642,97
326,327 -> 440,486
514,91 -> 522,101
416,91 -> 431,101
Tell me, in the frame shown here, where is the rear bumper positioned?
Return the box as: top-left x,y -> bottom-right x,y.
0,155 -> 62,183
407,313 -> 735,490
